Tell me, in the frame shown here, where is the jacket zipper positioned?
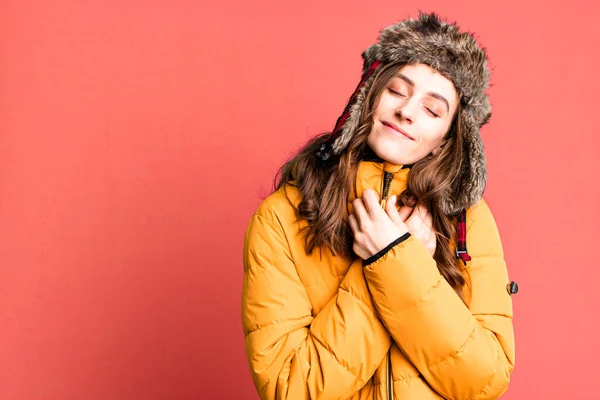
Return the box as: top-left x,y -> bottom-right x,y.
382,170 -> 395,399
381,171 -> 394,207
387,350 -> 393,400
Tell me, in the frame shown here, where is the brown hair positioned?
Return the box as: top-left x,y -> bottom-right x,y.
274,62 -> 469,300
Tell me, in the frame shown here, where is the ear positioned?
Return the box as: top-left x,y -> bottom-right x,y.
432,143 -> 444,156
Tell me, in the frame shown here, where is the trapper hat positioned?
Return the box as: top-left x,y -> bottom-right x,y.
319,11 -> 493,216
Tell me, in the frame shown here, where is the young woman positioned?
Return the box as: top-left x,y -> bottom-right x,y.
242,12 -> 516,400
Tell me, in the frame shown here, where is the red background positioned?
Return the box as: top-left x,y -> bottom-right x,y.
1,1 -> 598,399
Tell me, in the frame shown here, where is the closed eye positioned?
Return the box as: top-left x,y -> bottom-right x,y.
425,108 -> 440,118
388,88 -> 406,97
389,88 -> 440,118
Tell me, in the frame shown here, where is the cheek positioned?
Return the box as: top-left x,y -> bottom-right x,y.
413,127 -> 446,157
420,120 -> 449,145
374,93 -> 396,115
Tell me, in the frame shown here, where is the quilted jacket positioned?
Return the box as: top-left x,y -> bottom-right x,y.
242,160 -> 515,399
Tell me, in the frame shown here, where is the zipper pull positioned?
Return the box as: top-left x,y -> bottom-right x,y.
380,171 -> 394,208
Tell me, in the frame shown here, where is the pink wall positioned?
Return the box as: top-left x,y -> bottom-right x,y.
1,0 -> 598,398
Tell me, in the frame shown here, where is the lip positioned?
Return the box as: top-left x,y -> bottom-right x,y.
382,121 -> 415,141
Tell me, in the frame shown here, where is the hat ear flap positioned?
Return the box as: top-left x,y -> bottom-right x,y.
440,114 -> 487,215
463,94 -> 492,128
465,124 -> 488,204
331,64 -> 382,155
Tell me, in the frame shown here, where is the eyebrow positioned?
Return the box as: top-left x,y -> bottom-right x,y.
396,73 -> 450,112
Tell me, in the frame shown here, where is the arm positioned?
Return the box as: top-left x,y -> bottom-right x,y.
363,199 -> 515,400
242,211 -> 391,400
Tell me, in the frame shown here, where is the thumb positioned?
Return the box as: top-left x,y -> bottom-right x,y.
398,204 -> 414,222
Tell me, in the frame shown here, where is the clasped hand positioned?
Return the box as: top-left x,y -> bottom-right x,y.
349,189 -> 436,260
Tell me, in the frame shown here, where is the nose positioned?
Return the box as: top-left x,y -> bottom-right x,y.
395,97 -> 417,123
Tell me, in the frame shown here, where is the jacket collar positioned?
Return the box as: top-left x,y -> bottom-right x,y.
349,160 -> 411,205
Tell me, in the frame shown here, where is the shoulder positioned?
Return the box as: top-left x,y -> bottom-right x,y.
247,184 -> 303,235
465,197 -> 498,231
243,184 -> 304,270
464,198 -> 504,258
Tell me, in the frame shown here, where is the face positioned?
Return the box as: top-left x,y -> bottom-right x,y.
367,63 -> 460,165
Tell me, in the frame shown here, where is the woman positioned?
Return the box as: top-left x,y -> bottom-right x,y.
242,12 -> 516,400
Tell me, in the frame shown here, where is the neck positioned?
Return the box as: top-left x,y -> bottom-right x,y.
360,145 -> 384,163
359,145 -> 413,172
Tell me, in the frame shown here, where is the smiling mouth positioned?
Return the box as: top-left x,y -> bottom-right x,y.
382,121 -> 415,141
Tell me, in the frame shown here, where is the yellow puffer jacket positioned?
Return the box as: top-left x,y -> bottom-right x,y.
242,160 -> 516,400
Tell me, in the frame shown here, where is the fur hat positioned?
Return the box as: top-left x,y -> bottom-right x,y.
320,12 -> 492,215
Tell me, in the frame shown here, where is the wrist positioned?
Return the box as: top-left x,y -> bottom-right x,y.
364,232 -> 411,266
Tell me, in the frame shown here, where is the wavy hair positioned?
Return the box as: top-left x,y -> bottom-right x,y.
274,62 -> 469,300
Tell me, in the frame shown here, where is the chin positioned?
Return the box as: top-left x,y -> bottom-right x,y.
368,136 -> 414,165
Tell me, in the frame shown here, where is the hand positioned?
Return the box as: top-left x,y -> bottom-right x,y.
348,189 -> 409,260
395,198 -> 436,256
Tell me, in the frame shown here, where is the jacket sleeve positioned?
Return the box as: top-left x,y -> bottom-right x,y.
242,211 -> 391,400
363,199 -> 515,400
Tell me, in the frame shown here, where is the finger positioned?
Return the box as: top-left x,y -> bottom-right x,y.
416,204 -> 433,228
385,195 -> 403,223
362,189 -> 381,217
348,213 -> 359,235
405,204 -> 427,233
411,203 -> 430,225
398,204 -> 414,222
385,194 -> 397,215
352,198 -> 369,225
